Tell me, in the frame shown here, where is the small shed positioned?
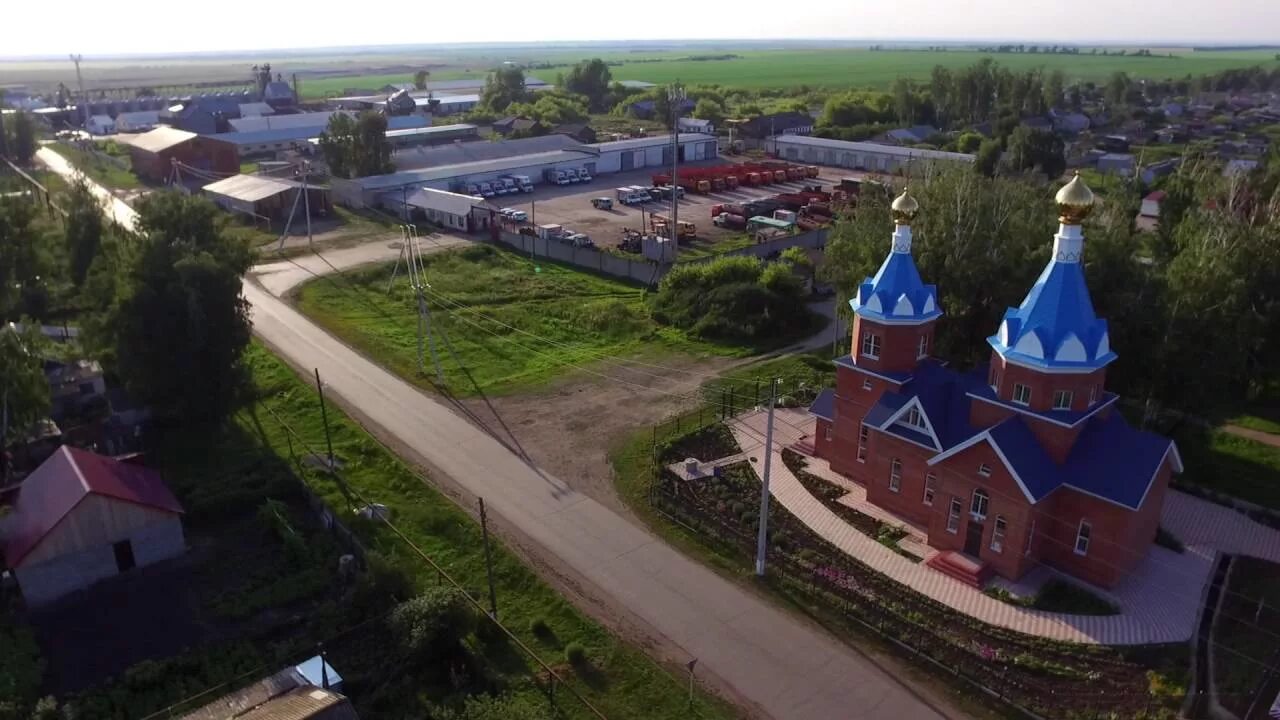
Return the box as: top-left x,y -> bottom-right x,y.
115,111 -> 160,133
0,446 -> 185,606
392,187 -> 488,232
1097,153 -> 1135,176
202,174 -> 331,222
87,114 -> 116,135
1140,191 -> 1165,218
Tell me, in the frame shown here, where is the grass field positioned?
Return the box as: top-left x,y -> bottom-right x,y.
225,343 -> 738,719
7,45 -> 1276,97
53,141 -> 140,190
292,244 -> 763,397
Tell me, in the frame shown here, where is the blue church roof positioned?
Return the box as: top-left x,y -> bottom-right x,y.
849,244 -> 941,324
987,247 -> 1116,371
850,359 -> 1178,510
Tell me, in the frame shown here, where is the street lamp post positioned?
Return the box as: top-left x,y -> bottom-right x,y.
668,84 -> 686,264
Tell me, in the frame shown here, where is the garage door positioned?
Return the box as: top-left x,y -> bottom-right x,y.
621,151 -> 634,171
662,146 -> 673,166
704,141 -> 717,159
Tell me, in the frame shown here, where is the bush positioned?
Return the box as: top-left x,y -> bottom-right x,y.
529,617 -> 552,638
652,256 -> 811,344
389,588 -> 478,666
564,642 -> 587,666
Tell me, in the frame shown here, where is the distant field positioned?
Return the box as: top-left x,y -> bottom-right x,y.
4,46 -> 1276,97
602,48 -> 1280,89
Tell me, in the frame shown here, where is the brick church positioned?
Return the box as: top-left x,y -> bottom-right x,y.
807,175 -> 1182,589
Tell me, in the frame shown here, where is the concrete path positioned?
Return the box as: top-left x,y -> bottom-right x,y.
726,409 -> 1277,645
34,154 -> 955,719
1223,424 -> 1280,449
252,234 -> 471,297
35,147 -> 138,229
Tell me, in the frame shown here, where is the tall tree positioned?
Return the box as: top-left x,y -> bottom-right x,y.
0,198 -> 50,322
480,67 -> 527,114
0,322 -> 49,457
10,111 -> 36,165
891,77 -> 917,125
1105,71 -> 1132,108
104,192 -> 254,423
64,180 -> 104,287
317,112 -> 392,179
693,98 -> 725,127
1001,126 -> 1066,179
974,139 -> 1002,177
562,59 -> 612,112
1044,70 -> 1065,110
413,70 -> 429,91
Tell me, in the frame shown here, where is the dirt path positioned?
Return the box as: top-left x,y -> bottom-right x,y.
456,354 -> 739,515
1224,424 -> 1280,449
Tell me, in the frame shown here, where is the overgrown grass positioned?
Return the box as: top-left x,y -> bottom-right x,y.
52,142 -> 140,190
1213,556 -> 1280,718
293,244 -> 768,397
230,343 -> 737,719
1174,424 -> 1280,510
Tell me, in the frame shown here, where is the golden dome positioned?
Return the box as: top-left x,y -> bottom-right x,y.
891,188 -> 919,225
1055,172 -> 1095,224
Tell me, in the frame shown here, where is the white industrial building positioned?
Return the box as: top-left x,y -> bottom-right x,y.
332,133 -> 717,210
771,135 -> 974,174
86,114 -> 116,135
381,187 -> 491,232
115,111 -> 161,133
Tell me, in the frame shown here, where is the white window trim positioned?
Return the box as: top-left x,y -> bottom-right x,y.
863,378 -> 873,391
1053,390 -> 1073,410
946,498 -> 961,534
970,489 -> 989,521
860,331 -> 881,360
824,425 -> 832,441
977,463 -> 992,477
889,458 -> 902,493
1074,520 -> 1091,556
917,334 -> 928,359
923,473 -> 936,506
1089,385 -> 1098,405
991,516 -> 1006,553
1013,383 -> 1032,406
1025,518 -> 1036,556
856,424 -> 869,463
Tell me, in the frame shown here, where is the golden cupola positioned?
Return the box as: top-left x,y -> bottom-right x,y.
1055,172 -> 1095,225
891,188 -> 920,225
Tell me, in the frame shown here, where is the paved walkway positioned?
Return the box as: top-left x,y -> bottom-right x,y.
1224,424 -> 1280,449
727,409 -> 1280,645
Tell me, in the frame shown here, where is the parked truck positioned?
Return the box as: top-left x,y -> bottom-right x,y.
477,182 -> 496,198
543,168 -> 571,185
535,224 -> 564,241
504,175 -> 534,193
713,213 -> 747,230
616,186 -> 650,205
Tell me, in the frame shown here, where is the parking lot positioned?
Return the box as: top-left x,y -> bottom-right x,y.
483,161 -> 860,255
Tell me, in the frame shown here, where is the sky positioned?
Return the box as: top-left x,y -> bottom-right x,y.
4,0 -> 1279,57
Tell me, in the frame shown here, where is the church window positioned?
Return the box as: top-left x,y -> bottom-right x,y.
1013,383 -> 1032,405
861,332 -> 881,359
1053,390 -> 1073,410
917,334 -> 929,359
889,458 -> 902,492
1075,520 -> 1091,556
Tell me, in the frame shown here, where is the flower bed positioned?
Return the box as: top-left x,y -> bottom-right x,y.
655,438 -> 1186,720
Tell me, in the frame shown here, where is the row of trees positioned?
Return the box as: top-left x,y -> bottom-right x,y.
821,162 -> 1280,417
0,178 -> 256,446
317,111 -> 394,179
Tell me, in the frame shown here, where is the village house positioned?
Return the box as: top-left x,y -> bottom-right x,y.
0,446 -> 186,605
808,177 -> 1181,589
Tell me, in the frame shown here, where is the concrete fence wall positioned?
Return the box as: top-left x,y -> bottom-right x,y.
495,226 -> 827,286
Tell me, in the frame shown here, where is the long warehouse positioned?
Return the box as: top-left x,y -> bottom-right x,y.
770,135 -> 974,174
331,133 -> 717,209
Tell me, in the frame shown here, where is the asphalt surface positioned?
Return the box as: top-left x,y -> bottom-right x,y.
39,148 -> 951,720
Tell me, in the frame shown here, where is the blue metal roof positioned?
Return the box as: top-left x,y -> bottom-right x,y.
833,354 -> 913,384
849,238 -> 941,324
987,254 -> 1116,371
808,388 -> 835,421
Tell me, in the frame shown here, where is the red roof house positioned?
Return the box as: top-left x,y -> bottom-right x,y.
0,446 -> 185,605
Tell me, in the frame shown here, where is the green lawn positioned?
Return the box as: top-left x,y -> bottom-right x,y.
293,244 -> 765,397
1173,424 -> 1280,511
127,343 -> 735,719
52,142 -> 140,190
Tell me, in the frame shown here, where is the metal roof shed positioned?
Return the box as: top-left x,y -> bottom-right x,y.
202,174 -> 329,221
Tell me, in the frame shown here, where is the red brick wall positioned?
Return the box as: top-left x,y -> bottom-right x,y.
829,364 -> 906,478
989,352 -> 1108,414
930,443 -> 1039,581
814,418 -> 834,459
130,138 -> 240,184
851,316 -> 935,376
863,430 -> 937,527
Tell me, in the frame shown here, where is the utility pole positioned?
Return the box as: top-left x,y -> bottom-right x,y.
754,378 -> 780,577
314,368 -> 336,471
479,497 -> 498,618
70,54 -> 89,130
301,160 -> 313,249
668,83 -> 685,265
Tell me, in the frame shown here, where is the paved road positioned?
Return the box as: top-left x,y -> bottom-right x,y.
38,148 -> 951,720
244,279 -> 948,720
35,147 -> 139,229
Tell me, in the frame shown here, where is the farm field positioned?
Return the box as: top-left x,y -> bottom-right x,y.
291,244 -> 766,397
5,45 -> 1276,96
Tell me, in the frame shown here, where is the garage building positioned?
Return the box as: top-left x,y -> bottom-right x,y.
591,133 -> 718,172
0,446 -> 185,606
202,174 -> 331,223
771,135 -> 973,174
126,126 -> 239,183
381,187 -> 491,233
